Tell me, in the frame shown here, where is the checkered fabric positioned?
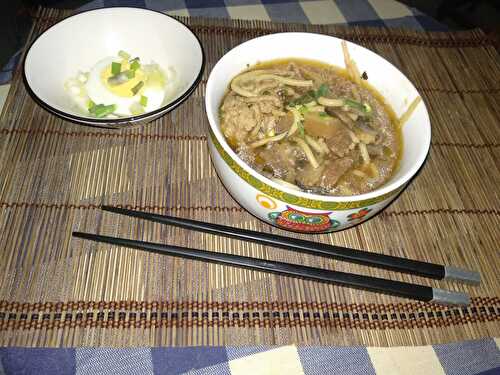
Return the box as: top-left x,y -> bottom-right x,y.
1,338 -> 499,374
0,0 -> 446,85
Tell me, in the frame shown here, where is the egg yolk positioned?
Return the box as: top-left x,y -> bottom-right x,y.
101,62 -> 145,97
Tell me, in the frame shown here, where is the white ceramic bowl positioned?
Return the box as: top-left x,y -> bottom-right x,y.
23,7 -> 204,128
206,32 -> 431,233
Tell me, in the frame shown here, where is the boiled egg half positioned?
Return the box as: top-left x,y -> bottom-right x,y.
65,52 -> 170,118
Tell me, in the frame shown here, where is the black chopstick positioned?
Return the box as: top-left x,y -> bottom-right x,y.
72,231 -> 469,305
101,206 -> 480,284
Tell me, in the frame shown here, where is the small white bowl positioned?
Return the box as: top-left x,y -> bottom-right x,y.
23,7 -> 204,128
205,32 -> 431,233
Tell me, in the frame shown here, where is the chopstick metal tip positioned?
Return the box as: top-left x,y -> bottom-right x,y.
444,266 -> 481,285
431,288 -> 470,306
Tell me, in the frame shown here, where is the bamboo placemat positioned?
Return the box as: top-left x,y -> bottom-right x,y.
0,8 -> 499,347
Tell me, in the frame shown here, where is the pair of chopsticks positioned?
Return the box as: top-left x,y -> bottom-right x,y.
73,206 -> 480,306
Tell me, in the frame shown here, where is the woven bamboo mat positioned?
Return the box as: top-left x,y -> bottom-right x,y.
0,7 -> 499,347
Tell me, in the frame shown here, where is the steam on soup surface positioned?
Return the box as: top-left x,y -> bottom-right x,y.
219,58 -> 402,196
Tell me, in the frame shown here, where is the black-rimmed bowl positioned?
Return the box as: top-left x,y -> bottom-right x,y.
23,7 -> 204,128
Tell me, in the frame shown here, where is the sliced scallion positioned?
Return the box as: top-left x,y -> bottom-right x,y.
118,50 -> 130,60
91,104 -> 117,118
131,81 -> 144,95
288,84 -> 330,107
297,121 -> 305,137
315,83 -> 330,99
87,100 -> 96,110
111,62 -> 121,75
107,72 -> 130,86
140,95 -> 148,107
93,104 -> 116,118
88,102 -> 100,114
343,98 -> 372,115
130,59 -> 141,71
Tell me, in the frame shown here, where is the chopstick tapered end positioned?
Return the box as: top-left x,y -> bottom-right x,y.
72,231 -> 93,240
444,266 -> 481,285
431,288 -> 470,306
100,205 -> 117,212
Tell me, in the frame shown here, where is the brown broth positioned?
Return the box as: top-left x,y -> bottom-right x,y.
220,58 -> 403,196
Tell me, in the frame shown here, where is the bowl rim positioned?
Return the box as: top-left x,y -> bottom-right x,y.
205,32 -> 431,203
22,6 -> 205,126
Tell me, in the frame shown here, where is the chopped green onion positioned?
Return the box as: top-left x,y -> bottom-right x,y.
107,69 -> 136,85
130,59 -> 141,71
131,81 -> 144,95
343,98 -> 372,115
111,62 -> 121,75
87,100 -> 96,110
96,104 -> 116,118
107,72 -> 130,86
297,122 -> 305,137
318,112 -> 329,118
315,83 -> 330,99
88,103 -> 99,114
118,50 -> 130,60
90,104 -> 117,118
125,70 -> 135,79
288,84 -> 331,107
140,95 -> 148,107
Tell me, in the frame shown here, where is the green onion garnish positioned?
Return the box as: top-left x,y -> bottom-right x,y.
89,103 -> 116,118
95,104 -> 116,118
131,81 -> 144,95
88,103 -> 98,114
315,83 -> 330,99
297,122 -> 305,137
111,62 -> 121,75
118,50 -> 130,60
87,100 -> 96,110
140,95 -> 148,107
130,59 -> 141,71
125,70 -> 135,79
343,98 -> 372,115
288,84 -> 330,107
107,72 -> 129,86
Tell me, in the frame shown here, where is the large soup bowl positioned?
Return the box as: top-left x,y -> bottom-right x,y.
205,33 -> 431,233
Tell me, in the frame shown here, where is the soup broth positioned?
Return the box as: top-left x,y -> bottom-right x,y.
219,58 -> 402,196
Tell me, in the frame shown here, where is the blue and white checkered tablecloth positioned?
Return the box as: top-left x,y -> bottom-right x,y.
3,2 -> 498,374
0,0 -> 447,86
1,338 -> 500,374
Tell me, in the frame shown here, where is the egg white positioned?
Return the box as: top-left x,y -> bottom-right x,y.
142,86 -> 166,113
